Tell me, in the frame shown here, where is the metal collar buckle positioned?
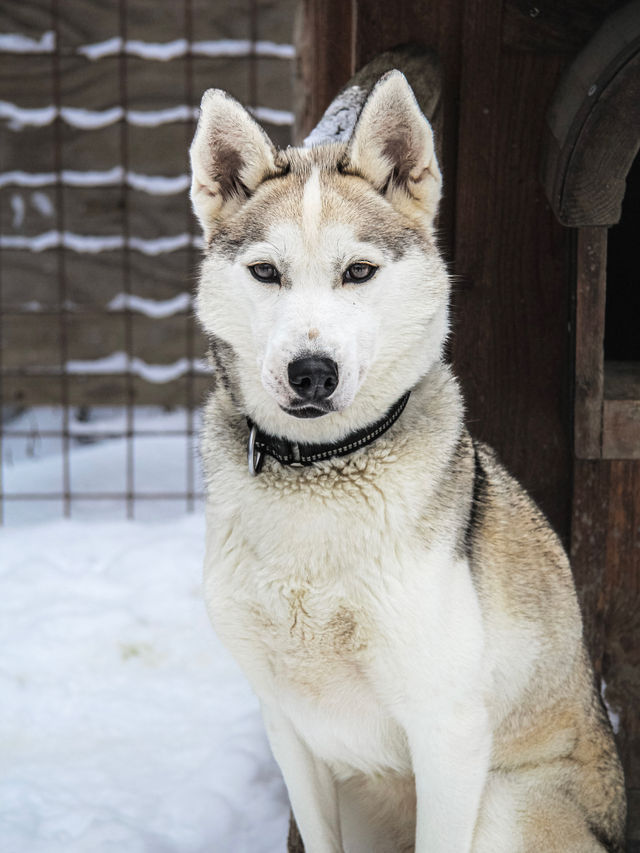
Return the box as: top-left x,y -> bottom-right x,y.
247,424 -> 264,476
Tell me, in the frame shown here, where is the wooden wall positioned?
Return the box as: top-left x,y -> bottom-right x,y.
298,0 -> 638,844
0,0 -> 296,408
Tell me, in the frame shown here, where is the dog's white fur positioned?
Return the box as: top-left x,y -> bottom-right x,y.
191,73 -> 625,852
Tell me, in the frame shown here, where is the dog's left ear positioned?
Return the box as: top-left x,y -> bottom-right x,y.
345,71 -> 442,230
190,88 -> 277,241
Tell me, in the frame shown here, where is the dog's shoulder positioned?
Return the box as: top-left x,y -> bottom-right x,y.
465,439 -> 583,656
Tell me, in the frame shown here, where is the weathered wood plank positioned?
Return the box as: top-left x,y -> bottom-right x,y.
1,58 -> 292,175
3,314 -> 64,369
0,0 -> 53,41
63,185 -> 125,235
571,459 -> 611,671
3,313 -> 207,369
453,0 -> 572,536
5,122 -> 183,176
629,789 -> 640,848
602,400 -> 640,458
59,54 -> 120,107
575,227 -> 607,458
2,373 -> 211,407
354,0 -> 463,259
2,53 -> 260,111
101,250 -> 198,303
12,185 -> 191,241
572,457 -> 640,796
255,56 -> 293,111
605,361 -> 640,401
604,461 -> 640,788
256,0 -> 298,42
1,126 -> 58,174
1,186 -> 199,249
0,0 -> 295,57
1,249 -> 199,309
125,0 -> 191,43
0,249 -> 60,309
61,251 -> 125,308
295,0 -> 354,143
125,123 -> 189,175
182,0 -> 252,43
0,55 -> 57,106
32,105 -> 288,175
55,0 -> 118,50
2,53 -> 293,140
126,56 -> 237,109
130,315 -> 208,365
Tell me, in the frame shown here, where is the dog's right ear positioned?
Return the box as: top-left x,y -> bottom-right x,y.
190,89 -> 277,241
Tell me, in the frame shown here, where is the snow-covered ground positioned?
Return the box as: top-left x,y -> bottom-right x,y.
0,408 -> 289,852
2,406 -> 204,525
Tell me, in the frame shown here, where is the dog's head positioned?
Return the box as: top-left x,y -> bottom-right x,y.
190,71 -> 450,443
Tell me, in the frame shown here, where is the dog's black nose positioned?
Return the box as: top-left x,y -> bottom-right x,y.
288,356 -> 338,401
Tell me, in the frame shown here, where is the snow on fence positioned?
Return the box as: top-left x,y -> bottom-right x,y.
0,0 -> 297,518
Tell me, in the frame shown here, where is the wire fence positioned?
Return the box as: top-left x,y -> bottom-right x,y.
0,0 -> 296,523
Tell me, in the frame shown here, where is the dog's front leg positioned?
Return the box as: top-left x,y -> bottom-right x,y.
403,704 -> 491,853
261,702 -> 342,853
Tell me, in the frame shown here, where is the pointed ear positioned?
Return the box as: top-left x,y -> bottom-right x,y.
346,71 -> 442,229
190,89 -> 277,240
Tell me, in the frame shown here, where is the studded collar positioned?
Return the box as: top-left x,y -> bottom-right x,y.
246,391 -> 411,475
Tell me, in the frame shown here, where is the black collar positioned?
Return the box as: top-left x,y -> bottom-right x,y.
246,391 -> 411,475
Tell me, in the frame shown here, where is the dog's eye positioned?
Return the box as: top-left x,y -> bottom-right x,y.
343,262 -> 377,284
249,263 -> 281,284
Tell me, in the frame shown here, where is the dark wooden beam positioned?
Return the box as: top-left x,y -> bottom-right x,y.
574,227 -> 607,458
295,0 -> 355,142
452,0 -> 572,537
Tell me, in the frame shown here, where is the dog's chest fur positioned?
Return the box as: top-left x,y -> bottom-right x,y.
203,414 -> 484,776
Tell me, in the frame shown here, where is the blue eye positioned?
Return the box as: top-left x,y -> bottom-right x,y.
343,262 -> 377,283
249,263 -> 281,284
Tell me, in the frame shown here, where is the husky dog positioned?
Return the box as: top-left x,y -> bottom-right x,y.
189,71 -> 626,852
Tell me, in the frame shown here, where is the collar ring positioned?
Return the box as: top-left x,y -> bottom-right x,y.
247,424 -> 264,476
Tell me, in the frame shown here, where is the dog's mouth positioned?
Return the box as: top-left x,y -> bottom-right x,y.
281,403 -> 332,419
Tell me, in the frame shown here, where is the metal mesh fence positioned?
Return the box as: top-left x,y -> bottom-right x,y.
0,0 -> 296,523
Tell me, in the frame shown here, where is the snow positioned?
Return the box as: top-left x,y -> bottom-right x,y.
107,293 -> 192,319
79,37 -> 294,62
600,679 -> 620,734
0,409 -> 290,851
0,31 -> 55,53
0,169 -> 190,196
0,102 -> 191,132
303,85 -> 365,147
0,231 -> 202,255
247,106 -> 295,127
2,407 -> 206,512
0,31 -> 293,61
62,353 -> 210,383
1,101 -> 294,133
126,173 -> 190,196
10,194 -> 25,228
